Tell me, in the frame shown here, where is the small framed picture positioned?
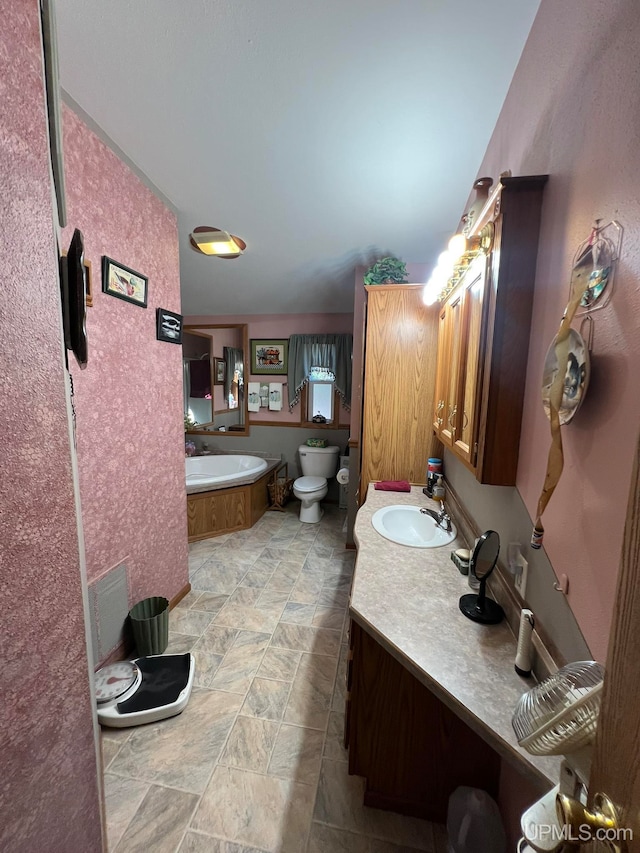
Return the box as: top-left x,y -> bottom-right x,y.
102,256 -> 148,307
214,357 -> 226,385
250,339 -> 288,375
156,308 -> 183,343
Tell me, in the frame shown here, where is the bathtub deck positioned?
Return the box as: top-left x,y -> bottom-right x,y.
186,456 -> 281,495
187,460 -> 282,542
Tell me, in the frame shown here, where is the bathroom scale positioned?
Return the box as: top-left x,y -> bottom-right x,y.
95,653 -> 195,728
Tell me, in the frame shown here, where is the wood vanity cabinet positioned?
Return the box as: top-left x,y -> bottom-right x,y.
346,620 -> 500,822
433,175 -> 547,485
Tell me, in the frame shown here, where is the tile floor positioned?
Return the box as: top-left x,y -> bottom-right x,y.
101,505 -> 448,853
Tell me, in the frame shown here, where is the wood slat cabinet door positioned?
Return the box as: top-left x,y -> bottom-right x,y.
441,291 -> 463,448
453,256 -> 488,466
432,303 -> 450,439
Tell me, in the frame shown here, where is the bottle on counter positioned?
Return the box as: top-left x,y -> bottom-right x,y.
432,474 -> 445,503
426,457 -> 443,497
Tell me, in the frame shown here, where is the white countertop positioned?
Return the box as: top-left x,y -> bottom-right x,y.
351,484 -> 560,789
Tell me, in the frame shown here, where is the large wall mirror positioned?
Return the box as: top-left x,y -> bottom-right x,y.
183,323 -> 249,436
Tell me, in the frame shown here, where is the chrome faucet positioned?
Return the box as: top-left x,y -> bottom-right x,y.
420,502 -> 452,532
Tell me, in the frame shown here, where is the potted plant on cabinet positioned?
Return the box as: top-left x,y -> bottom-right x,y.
363,256 -> 409,285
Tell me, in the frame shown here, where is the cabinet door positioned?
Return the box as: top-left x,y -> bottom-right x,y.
361,285 -> 441,494
432,304 -> 450,438
454,259 -> 488,466
440,292 -> 463,448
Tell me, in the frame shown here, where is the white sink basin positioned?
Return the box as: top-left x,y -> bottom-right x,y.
371,505 -> 456,548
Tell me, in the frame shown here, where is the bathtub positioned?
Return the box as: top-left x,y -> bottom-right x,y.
185,454 -> 269,493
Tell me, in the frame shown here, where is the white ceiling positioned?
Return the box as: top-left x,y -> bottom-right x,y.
55,0 -> 540,316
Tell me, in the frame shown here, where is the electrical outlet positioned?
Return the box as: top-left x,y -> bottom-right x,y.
514,555 -> 529,598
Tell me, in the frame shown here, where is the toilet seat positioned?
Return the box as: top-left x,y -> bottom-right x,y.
293,475 -> 326,492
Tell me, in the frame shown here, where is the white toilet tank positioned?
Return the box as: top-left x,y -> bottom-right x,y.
298,445 -> 340,477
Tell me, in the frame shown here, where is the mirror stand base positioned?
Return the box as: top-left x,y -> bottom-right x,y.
459,593 -> 505,625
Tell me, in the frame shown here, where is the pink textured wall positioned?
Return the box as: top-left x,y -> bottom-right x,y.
62,108 -> 188,607
476,0 -> 640,659
0,2 -> 102,850
184,313 -> 354,424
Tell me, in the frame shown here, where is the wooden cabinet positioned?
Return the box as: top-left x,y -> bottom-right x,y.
433,175 -> 547,485
346,620 -> 500,822
433,256 -> 487,463
360,284 -> 442,498
186,469 -> 271,541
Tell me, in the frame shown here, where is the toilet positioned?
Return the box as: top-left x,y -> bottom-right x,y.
293,444 -> 340,523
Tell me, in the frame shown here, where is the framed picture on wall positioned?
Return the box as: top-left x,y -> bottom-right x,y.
250,339 -> 288,374
102,256 -> 148,307
156,308 -> 183,343
214,358 -> 225,385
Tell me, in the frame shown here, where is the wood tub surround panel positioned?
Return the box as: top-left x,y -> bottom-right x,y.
250,474 -> 271,526
187,469 -> 273,541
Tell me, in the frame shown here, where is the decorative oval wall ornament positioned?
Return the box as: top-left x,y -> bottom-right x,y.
541,327 -> 591,426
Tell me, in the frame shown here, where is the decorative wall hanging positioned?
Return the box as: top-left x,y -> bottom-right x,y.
214,358 -> 225,385
532,221 -> 621,549
541,327 -> 590,426
60,228 -> 88,369
573,220 -> 622,315
156,308 -> 182,343
250,339 -> 288,375
102,257 -> 148,307
62,252 -> 92,307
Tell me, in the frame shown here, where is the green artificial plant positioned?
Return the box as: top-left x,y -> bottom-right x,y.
363,256 -> 409,285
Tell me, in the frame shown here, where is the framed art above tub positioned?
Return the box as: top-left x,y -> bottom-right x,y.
250,339 -> 288,375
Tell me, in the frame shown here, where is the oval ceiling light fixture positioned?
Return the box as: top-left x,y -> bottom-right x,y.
189,226 -> 246,259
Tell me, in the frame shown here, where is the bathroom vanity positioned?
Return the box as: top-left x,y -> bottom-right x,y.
347,485 -> 559,822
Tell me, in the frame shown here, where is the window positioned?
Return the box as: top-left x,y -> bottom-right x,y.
307,367 -> 335,422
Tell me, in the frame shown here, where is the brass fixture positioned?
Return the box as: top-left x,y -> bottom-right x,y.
556,791 -> 625,850
423,222 -> 495,306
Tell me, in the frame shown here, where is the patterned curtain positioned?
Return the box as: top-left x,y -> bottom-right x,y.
287,334 -> 352,411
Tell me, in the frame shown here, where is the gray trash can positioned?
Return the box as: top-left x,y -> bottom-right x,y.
129,596 -> 169,656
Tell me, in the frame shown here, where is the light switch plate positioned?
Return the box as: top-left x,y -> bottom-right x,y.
514,555 -> 529,598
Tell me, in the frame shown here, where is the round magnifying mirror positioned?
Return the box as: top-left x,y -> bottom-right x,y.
459,530 -> 504,624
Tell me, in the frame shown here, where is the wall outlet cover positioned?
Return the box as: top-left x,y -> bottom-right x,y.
514,555 -> 529,598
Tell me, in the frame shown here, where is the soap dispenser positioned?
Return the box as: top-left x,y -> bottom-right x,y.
432,475 -> 445,503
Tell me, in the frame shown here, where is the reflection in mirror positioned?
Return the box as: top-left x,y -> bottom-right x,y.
459,530 -> 504,624
183,324 -> 249,436
183,330 -> 213,427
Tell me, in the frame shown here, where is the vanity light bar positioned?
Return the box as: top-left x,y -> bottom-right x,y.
423,223 -> 495,305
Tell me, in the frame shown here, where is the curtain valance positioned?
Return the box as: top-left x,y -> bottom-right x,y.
287,334 -> 352,411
